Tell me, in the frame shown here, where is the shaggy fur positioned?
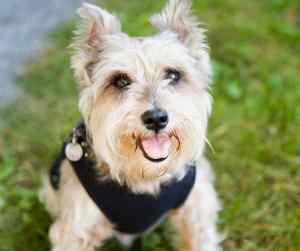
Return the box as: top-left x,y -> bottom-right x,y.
40,1 -> 223,250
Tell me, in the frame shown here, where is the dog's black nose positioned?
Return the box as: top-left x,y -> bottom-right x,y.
141,108 -> 169,131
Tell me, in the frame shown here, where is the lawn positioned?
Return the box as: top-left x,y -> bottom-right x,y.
0,0 -> 300,250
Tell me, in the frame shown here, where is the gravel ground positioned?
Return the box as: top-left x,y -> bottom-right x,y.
0,0 -> 88,107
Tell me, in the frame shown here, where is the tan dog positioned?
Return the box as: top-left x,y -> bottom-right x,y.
41,1 -> 222,250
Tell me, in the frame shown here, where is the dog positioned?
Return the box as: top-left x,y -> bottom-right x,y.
40,1 -> 222,250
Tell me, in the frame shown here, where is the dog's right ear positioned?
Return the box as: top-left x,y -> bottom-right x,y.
150,0 -> 208,62
71,3 -> 121,88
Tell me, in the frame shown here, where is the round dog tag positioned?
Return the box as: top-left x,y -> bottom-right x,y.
65,143 -> 83,162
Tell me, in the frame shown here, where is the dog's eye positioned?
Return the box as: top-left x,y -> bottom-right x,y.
165,69 -> 181,84
111,73 -> 132,89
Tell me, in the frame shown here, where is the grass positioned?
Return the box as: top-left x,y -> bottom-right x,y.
0,0 -> 300,250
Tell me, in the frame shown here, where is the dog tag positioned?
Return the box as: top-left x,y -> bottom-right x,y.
65,143 -> 83,162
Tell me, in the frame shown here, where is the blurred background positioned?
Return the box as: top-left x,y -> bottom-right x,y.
0,0 -> 299,251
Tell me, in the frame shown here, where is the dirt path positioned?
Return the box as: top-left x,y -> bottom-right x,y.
0,0 -> 87,107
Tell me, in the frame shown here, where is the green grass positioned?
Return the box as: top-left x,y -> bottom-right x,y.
0,0 -> 300,250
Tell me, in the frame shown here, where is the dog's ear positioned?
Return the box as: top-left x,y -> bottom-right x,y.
150,0 -> 208,60
71,3 -> 121,88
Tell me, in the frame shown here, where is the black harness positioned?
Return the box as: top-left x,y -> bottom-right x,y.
50,122 -> 196,234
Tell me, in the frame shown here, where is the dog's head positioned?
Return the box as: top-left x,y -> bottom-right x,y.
71,0 -> 212,189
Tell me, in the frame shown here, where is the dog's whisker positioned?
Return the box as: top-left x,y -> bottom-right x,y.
204,136 -> 215,154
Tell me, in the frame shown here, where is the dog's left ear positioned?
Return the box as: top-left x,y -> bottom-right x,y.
72,3 -> 121,88
151,0 -> 208,62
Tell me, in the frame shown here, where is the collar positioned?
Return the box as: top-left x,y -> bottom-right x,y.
49,120 -> 94,189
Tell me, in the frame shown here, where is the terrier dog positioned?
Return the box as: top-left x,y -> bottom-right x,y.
41,1 -> 222,250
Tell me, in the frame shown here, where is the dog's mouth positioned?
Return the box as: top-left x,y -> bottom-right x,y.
136,134 -> 172,163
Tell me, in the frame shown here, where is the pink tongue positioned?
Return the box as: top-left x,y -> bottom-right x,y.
141,134 -> 171,159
